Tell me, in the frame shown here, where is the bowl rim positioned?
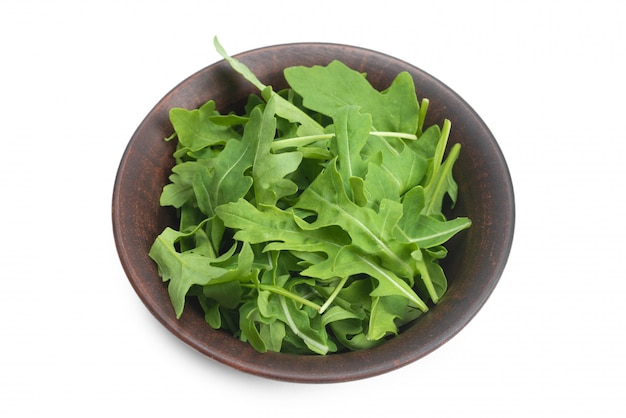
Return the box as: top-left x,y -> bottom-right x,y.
112,41 -> 515,383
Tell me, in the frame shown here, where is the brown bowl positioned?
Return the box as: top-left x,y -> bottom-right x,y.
112,43 -> 514,383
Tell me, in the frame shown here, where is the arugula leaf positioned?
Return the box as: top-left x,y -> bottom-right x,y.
424,142 -> 461,216
362,134 -> 428,198
216,198 -> 351,256
239,300 -> 268,352
202,280 -> 243,310
284,60 -> 420,133
148,225 -> 253,318
160,161 -> 208,209
398,214 -> 471,248
368,296 -> 405,340
330,106 -> 371,183
302,246 -> 429,312
249,97 -> 303,206
411,248 -> 448,303
214,36 -> 324,137
361,162 -> 401,208
274,295 -> 333,355
213,38 -> 266,92
295,159 -> 414,278
168,100 -> 237,152
189,104 -> 286,218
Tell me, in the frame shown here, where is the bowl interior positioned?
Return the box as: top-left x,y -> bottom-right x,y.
112,43 -> 515,383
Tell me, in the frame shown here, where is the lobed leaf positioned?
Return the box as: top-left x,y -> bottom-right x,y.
148,226 -> 254,317
169,100 -> 238,152
295,159 -> 414,278
216,198 -> 351,255
249,97 -> 303,206
361,134 -> 428,198
284,60 -> 420,133
329,106 -> 371,198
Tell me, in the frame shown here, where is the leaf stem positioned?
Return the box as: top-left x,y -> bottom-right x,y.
417,98 -> 429,136
271,134 -> 335,151
424,118 -> 451,192
369,131 -> 417,140
318,276 -> 350,314
412,250 -> 440,304
244,283 -> 323,312
271,131 -> 417,152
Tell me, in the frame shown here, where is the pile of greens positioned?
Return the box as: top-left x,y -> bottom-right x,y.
149,38 -> 471,355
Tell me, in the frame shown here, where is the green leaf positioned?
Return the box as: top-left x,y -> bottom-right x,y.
412,124 -> 441,157
169,100 -> 237,152
329,106 -> 371,197
295,159 -> 414,278
362,135 -> 428,197
249,97 -> 303,206
259,319 -> 286,353
191,110 -> 281,216
214,36 -> 324,137
148,227 -> 230,317
160,161 -> 208,208
284,60 -> 420,133
213,38 -> 267,91
422,121 -> 461,216
239,301 -> 267,353
204,302 -> 222,328
191,165 -> 213,215
398,185 -> 427,228
302,247 -> 428,312
395,185 -> 471,248
202,280 -> 243,310
367,296 -> 402,340
208,113 -> 249,126
216,197 -> 428,311
361,162 -> 401,208
397,214 -> 471,248
327,277 -> 378,350
275,295 -> 331,355
411,248 -> 448,303
216,198 -> 351,257
320,305 -> 361,327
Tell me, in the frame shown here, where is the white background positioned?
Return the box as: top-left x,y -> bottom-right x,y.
2,0 -> 625,416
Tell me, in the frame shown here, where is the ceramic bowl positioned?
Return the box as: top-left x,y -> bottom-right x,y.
112,43 -> 514,383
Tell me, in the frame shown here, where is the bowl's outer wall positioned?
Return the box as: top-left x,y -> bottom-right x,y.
112,43 -> 515,383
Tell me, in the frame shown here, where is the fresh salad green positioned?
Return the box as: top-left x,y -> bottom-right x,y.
148,38 -> 471,355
